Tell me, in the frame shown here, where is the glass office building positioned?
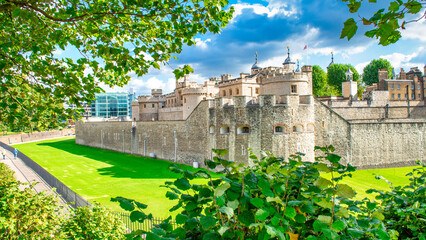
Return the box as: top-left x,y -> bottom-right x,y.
91,92 -> 133,118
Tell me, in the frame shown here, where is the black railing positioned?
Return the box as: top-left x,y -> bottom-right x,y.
113,211 -> 177,232
0,142 -> 91,208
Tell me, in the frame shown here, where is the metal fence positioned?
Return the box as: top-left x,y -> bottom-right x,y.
113,211 -> 177,232
0,142 -> 91,208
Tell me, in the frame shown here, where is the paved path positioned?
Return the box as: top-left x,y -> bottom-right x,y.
0,148 -> 67,206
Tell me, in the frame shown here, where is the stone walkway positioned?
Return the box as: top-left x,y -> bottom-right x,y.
0,147 -> 67,206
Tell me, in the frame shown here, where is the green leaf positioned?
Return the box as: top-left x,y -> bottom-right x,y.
195,170 -> 210,179
318,215 -> 332,224
255,209 -> 270,221
227,200 -> 239,210
327,153 -> 342,163
203,232 -> 221,240
219,206 -> 234,219
331,220 -> 346,232
372,211 -> 385,221
313,220 -> 328,233
265,225 -> 278,238
212,148 -> 228,156
214,182 -> 231,198
166,191 -> 179,200
130,211 -> 147,222
335,184 -> 356,198
284,207 -> 296,219
175,214 -> 188,225
250,198 -> 264,208
200,215 -> 217,230
218,225 -> 230,236
258,178 -> 274,197
174,178 -> 191,191
340,18 -> 358,40
314,177 -> 332,189
347,1 -> 361,13
238,211 -> 255,226
315,163 -> 331,173
152,62 -> 160,69
295,213 -> 306,223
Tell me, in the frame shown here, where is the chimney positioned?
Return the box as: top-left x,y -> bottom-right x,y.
378,69 -> 388,90
400,68 -> 406,79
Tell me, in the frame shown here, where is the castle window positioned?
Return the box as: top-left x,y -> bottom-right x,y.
209,126 -> 215,134
418,84 -> 421,90
152,104 -> 154,108
144,104 -> 146,108
411,93 -> 415,99
397,84 -> 400,90
236,88 -> 239,95
229,89 -> 232,96
237,126 -> 250,135
398,93 -> 401,99
321,121 -> 325,128
223,90 -> 226,96
274,125 -> 288,134
391,94 -> 395,99
419,94 -> 421,99
220,126 -> 230,134
307,123 -> 315,132
255,88 -> 260,94
391,84 -> 394,90
405,93 -> 408,99
411,84 -> 414,90
291,85 -> 297,93
292,124 -> 303,133
184,98 -> 186,103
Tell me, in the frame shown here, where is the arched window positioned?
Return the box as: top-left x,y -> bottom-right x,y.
307,123 -> 315,132
209,126 -> 215,134
229,89 -> 232,96
292,124 -> 303,133
220,126 -> 230,134
223,90 -> 226,96
274,124 -> 288,134
237,125 -> 250,135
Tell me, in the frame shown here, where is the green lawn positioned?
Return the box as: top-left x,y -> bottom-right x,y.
14,136 -> 213,218
14,137 -> 417,217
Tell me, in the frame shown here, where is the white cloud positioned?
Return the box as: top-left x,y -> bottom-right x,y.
401,14 -> 426,42
355,61 -> 369,74
195,38 -> 211,50
380,47 -> 425,71
53,49 -> 63,55
232,0 -> 298,19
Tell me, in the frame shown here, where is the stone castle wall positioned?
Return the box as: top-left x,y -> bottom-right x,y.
76,97 -> 425,169
0,129 -> 75,145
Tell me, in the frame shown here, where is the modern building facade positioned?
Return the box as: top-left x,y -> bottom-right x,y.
90,92 -> 133,119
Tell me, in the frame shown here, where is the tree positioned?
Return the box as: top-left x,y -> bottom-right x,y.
327,64 -> 360,95
363,59 -> 394,86
312,65 -> 340,97
0,0 -> 234,131
340,0 -> 425,46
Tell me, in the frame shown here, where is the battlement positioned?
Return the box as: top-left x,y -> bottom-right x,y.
212,94 -> 314,108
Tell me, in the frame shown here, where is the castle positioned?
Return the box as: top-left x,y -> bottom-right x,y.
76,49 -> 425,169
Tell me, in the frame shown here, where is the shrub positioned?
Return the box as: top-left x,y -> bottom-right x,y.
117,146 -> 394,239
0,163 -> 64,239
368,160 -> 426,239
62,203 -> 126,239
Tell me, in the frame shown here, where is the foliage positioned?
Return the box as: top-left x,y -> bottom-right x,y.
340,0 -> 425,45
312,65 -> 339,97
0,0 -> 234,131
118,146 -> 394,239
368,160 -> 426,239
363,59 -> 394,86
0,163 -> 64,239
327,64 -> 360,95
62,203 -> 126,239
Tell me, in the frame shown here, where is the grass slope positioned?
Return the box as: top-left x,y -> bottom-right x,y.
14,136 -> 212,217
15,137 -> 417,217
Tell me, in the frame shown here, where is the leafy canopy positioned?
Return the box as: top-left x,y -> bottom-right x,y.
312,65 -> 339,97
327,64 -> 360,95
0,0 -> 234,131
340,0 -> 425,45
363,58 -> 394,86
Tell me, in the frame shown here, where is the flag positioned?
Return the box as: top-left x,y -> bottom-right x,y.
303,45 -> 307,50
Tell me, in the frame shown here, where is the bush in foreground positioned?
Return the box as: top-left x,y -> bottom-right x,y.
0,162 -> 125,239
117,146 -> 404,239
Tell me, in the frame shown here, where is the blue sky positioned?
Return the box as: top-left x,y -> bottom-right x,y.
60,0 -> 426,95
